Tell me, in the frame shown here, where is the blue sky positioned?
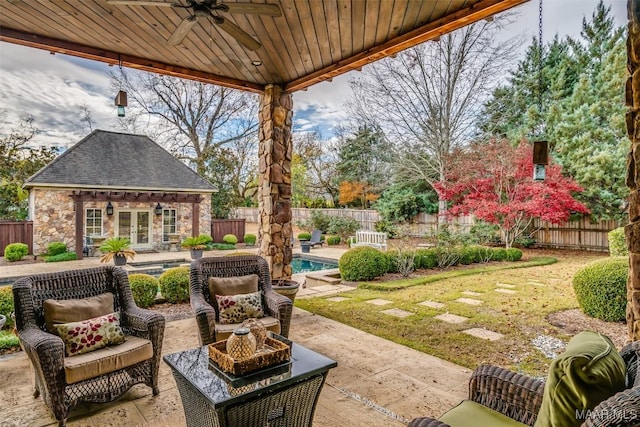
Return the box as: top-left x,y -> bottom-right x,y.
0,0 -> 627,148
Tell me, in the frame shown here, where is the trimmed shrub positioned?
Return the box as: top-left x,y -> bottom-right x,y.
129,274 -> 159,308
491,248 -> 507,261
4,243 -> 28,262
326,235 -> 341,245
415,249 -> 437,269
384,251 -> 399,273
297,232 -> 311,241
244,233 -> 257,245
608,227 -> 628,257
223,234 -> 238,244
210,243 -> 236,250
159,267 -> 190,303
45,252 -> 78,262
505,248 -> 523,261
458,246 -> 476,265
0,287 -> 15,328
573,257 -> 628,322
47,242 -> 67,256
339,247 -> 389,281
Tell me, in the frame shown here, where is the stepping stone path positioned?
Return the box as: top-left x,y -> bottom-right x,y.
526,281 -> 545,287
495,288 -> 517,294
326,296 -> 350,302
382,308 -> 413,318
463,328 -> 504,341
496,283 -> 516,289
418,300 -> 445,309
456,298 -> 482,306
462,291 -> 482,296
366,298 -> 393,306
435,313 -> 469,324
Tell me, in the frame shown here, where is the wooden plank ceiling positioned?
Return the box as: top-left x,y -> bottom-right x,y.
0,0 -> 528,94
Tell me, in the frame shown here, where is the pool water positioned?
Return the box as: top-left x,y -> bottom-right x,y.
291,258 -> 338,273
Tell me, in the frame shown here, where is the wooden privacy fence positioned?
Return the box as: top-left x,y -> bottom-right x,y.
233,208 -> 621,251
211,219 -> 246,243
0,221 -> 33,254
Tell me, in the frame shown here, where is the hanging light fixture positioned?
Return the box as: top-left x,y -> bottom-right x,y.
106,202 -> 114,216
114,55 -> 127,117
532,0 -> 548,181
155,203 -> 163,216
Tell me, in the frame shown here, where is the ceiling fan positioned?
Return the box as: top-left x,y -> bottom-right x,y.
107,0 -> 282,51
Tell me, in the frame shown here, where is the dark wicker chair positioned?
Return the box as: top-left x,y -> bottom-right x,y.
408,341 -> 640,427
12,266 -> 165,427
190,255 -> 293,345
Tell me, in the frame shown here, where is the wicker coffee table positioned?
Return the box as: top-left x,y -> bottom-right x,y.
164,336 -> 337,427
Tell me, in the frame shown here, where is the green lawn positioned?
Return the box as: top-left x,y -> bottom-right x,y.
296,251 -> 606,377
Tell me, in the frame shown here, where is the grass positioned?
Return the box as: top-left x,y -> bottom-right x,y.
296,251 -> 604,377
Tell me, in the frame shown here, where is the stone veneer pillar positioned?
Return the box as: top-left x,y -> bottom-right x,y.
258,84 -> 293,279
626,0 -> 640,341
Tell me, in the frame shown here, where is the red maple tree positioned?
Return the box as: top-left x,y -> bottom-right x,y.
434,139 -> 589,248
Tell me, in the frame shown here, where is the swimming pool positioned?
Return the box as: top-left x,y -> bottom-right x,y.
291,256 -> 338,273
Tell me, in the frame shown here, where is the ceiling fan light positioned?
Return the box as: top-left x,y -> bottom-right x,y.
251,60 -> 262,66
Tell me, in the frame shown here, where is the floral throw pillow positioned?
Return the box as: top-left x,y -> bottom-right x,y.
55,312 -> 126,357
216,291 -> 264,324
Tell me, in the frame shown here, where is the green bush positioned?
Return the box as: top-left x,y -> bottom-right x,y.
339,247 -> 389,281
326,235 -> 341,245
158,267 -> 190,304
47,242 -> 67,256
608,227 -> 628,257
45,252 -> 78,262
458,246 -> 476,265
514,235 -> 536,248
491,248 -> 507,261
223,234 -> 238,244
374,220 -> 398,238
129,274 -> 158,308
309,211 -> 332,233
469,222 -> 501,245
210,243 -> 236,250
244,233 -> 257,245
0,331 -> 19,350
328,216 -> 360,242
4,243 -> 28,262
297,232 -> 311,241
384,251 -> 399,273
0,287 -> 15,328
505,248 -> 523,261
415,249 -> 437,269
573,257 -> 628,322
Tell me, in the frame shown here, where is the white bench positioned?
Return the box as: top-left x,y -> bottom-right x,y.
349,230 -> 387,250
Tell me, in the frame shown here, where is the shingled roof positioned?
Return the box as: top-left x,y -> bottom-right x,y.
24,130 -> 215,192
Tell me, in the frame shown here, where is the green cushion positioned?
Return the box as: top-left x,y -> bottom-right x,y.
534,331 -> 626,427
440,400 -> 527,427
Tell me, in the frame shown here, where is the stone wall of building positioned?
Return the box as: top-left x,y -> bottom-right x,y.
626,0 -> 640,341
31,189 -> 76,254
258,84 -> 293,279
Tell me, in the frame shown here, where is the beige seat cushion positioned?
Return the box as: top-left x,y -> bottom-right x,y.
208,274 -> 259,297
215,316 -> 280,341
63,335 -> 153,384
44,293 -> 114,333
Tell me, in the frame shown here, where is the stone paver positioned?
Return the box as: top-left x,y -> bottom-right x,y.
462,291 -> 482,296
313,284 -> 340,292
462,328 -> 504,341
526,282 -> 546,286
495,288 -> 517,294
381,308 -> 413,318
366,298 -> 393,306
456,298 -> 482,306
418,300 -> 445,309
326,297 -> 351,302
434,313 -> 469,324
495,283 -> 516,289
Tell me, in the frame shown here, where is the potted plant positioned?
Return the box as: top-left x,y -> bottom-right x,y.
181,235 -> 210,259
273,278 -> 301,303
99,237 -> 136,266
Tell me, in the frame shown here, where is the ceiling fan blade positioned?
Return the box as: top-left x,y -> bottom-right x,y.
167,15 -> 198,46
214,16 -> 261,51
222,2 -> 282,17
107,0 -> 176,6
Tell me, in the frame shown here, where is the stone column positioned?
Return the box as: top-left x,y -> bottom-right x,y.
258,84 -> 293,279
626,0 -> 640,341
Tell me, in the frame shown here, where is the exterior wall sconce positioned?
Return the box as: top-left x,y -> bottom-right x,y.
115,90 -> 127,117
155,203 -> 163,216
533,140 -> 549,181
106,202 -> 114,216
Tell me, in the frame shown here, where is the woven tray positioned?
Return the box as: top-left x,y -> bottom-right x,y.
208,336 -> 291,377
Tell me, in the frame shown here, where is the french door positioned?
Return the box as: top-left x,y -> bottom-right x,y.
117,210 -> 151,249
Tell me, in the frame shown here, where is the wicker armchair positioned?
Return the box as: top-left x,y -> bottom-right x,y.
408,341 -> 640,427
190,255 -> 293,345
12,266 -> 165,427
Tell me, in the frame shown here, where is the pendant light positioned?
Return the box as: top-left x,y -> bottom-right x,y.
532,0 -> 549,181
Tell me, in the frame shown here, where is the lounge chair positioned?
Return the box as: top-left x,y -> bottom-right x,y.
308,229 -> 324,248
